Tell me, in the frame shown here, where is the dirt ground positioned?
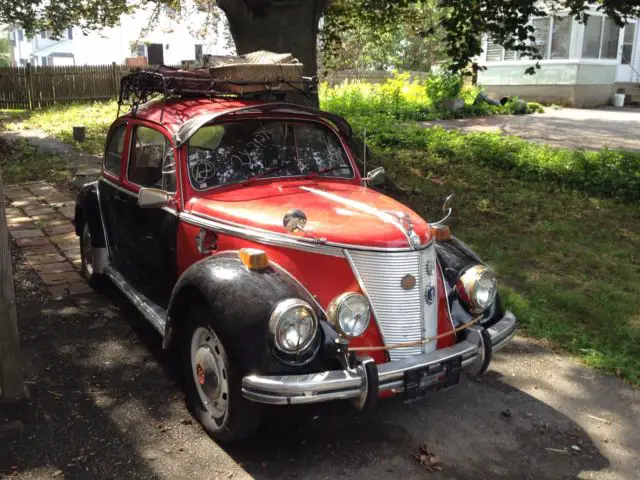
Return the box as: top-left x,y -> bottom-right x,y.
422,107 -> 640,152
1,240 -> 638,480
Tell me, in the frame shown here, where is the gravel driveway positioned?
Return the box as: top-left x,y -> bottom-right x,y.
422,107 -> 640,152
1,245 -> 639,480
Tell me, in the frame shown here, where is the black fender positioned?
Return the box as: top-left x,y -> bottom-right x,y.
436,236 -> 506,329
74,182 -> 106,248
164,252 -> 343,375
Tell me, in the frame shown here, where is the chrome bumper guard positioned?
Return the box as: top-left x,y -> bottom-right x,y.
242,311 -> 517,406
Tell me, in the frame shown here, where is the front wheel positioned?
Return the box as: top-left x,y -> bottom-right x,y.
182,303 -> 263,442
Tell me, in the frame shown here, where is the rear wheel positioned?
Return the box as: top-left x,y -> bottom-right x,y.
79,223 -> 107,291
182,302 -> 263,442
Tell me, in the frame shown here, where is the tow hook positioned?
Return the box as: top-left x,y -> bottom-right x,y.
352,357 -> 379,412
464,326 -> 493,376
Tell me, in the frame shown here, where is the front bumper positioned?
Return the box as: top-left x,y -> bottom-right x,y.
242,311 -> 517,406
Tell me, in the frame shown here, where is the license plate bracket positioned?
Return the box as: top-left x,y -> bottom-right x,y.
403,356 -> 463,402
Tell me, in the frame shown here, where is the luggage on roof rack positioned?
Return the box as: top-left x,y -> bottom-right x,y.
118,51 -> 317,116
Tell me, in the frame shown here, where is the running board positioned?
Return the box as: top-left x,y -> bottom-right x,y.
104,266 -> 167,336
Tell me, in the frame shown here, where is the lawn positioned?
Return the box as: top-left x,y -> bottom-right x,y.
1,87 -> 638,384
0,137 -> 70,185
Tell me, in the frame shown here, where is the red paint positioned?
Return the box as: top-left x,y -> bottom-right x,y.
116,98 -> 458,374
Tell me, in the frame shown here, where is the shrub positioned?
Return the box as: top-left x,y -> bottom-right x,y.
425,72 -> 463,104
526,102 -> 545,114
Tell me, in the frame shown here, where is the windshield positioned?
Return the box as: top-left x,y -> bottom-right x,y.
187,120 -> 353,190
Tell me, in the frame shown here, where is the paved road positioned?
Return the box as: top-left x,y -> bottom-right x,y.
3,280 -> 638,479
423,107 -> 640,151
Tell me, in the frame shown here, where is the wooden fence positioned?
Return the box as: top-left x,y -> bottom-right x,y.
0,63 -> 131,109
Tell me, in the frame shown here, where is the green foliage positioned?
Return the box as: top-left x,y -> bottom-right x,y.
0,138 -> 69,184
4,101 -> 118,156
328,109 -> 640,203
378,147 -> 640,385
526,102 -> 545,114
425,71 -> 463,104
320,73 -> 513,121
0,38 -> 10,67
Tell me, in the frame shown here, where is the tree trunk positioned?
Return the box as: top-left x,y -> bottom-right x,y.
218,0 -> 327,78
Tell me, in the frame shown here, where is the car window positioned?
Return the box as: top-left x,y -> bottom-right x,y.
187,120 -> 352,190
128,126 -> 176,191
104,124 -> 126,175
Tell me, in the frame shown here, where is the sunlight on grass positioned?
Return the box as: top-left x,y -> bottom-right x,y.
0,138 -> 70,185
4,101 -> 118,156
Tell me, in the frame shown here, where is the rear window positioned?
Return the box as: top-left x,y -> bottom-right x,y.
187,120 -> 353,190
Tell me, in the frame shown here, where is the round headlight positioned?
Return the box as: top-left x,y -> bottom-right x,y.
269,299 -> 318,354
327,292 -> 371,337
456,265 -> 497,314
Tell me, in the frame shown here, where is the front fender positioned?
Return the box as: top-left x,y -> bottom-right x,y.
436,237 -> 506,328
75,181 -> 106,247
164,252 -> 343,374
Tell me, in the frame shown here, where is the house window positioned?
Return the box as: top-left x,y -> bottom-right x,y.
41,57 -> 48,66
485,16 -> 571,62
18,29 -> 24,41
40,31 -> 48,39
67,27 -> 73,40
195,44 -> 203,62
582,15 -> 620,59
622,24 -> 636,64
136,44 -> 146,57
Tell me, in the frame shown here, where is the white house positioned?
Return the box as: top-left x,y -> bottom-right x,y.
8,5 -> 233,67
478,11 -> 640,106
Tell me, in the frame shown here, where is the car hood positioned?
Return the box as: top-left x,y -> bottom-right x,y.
187,180 -> 432,249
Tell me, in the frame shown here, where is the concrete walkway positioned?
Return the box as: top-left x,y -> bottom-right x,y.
423,107 -> 640,151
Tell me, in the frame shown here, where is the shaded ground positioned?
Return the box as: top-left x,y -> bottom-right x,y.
1,239 -> 638,480
422,107 -> 640,151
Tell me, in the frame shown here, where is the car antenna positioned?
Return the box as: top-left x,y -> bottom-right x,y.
363,128 -> 367,187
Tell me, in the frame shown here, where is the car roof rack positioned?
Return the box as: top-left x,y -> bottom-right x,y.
117,60 -> 318,121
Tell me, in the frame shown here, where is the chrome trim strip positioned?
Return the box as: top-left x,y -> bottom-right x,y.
104,265 -> 167,336
241,312 -> 517,406
186,211 -> 433,254
181,212 -> 345,257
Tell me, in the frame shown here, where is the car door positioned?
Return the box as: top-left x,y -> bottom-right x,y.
99,122 -> 128,268
114,123 -> 179,307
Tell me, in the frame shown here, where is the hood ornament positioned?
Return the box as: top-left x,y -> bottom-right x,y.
283,209 -> 327,245
388,211 -> 421,250
430,194 -> 454,227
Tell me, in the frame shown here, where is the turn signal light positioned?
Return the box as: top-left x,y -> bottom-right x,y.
239,248 -> 269,271
431,224 -> 451,241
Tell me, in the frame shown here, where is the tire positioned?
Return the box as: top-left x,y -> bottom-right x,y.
182,302 -> 263,442
79,222 -> 108,291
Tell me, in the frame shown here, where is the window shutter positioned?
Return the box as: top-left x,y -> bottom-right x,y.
486,40 -> 503,61
622,23 -> 636,64
601,17 -> 620,59
532,18 -> 551,59
550,16 -> 572,59
582,15 -> 603,58
68,27 -> 73,40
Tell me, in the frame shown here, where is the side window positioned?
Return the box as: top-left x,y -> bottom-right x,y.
128,126 -> 176,191
104,124 -> 126,175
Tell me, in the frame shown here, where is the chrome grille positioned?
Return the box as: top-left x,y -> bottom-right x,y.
345,246 -> 438,361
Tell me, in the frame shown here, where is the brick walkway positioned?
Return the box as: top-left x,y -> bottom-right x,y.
4,180 -> 92,298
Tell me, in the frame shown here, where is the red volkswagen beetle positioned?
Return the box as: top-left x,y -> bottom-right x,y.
75,70 -> 516,441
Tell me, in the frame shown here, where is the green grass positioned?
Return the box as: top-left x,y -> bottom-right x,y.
379,149 -> 640,384
0,138 -> 70,185
2,101 -> 118,156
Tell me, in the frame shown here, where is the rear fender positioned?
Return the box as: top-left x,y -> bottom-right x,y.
75,181 -> 106,248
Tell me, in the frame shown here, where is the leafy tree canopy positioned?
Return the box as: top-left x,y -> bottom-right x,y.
1,0 -> 639,75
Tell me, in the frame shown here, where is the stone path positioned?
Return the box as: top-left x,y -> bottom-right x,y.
4,181 -> 91,298
2,129 -> 102,188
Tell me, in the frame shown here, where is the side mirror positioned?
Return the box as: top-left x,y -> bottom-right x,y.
138,188 -> 171,208
364,166 -> 385,187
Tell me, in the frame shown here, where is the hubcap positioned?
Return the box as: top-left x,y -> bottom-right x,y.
190,327 -> 229,423
82,226 -> 94,277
